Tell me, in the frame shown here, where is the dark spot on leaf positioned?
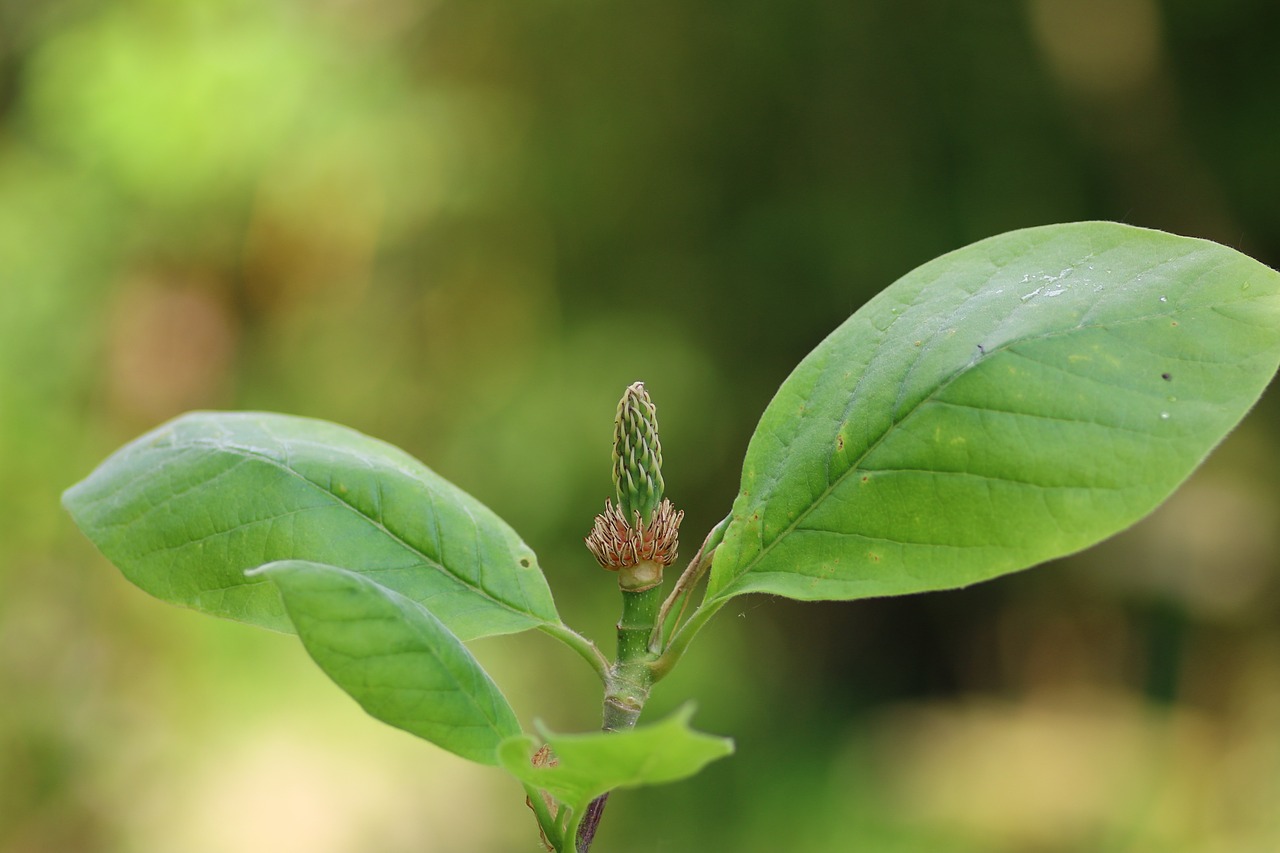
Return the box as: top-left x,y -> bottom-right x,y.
977,343 -> 986,355
861,475 -> 869,482
1170,321 -> 1178,327
868,552 -> 881,563
519,558 -> 531,568
1161,373 -> 1172,381
836,435 -> 844,451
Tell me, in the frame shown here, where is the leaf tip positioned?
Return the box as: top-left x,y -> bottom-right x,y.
60,468 -> 96,513
671,701 -> 699,725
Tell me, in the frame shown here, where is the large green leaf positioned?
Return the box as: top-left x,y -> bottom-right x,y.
498,705 -> 733,816
708,222 -> 1280,603
250,560 -> 521,765
63,412 -> 557,640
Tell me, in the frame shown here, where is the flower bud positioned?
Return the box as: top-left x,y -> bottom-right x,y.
587,382 -> 683,591
613,381 -> 664,525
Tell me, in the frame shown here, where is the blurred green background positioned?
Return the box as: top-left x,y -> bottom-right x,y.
3,0 -> 1279,850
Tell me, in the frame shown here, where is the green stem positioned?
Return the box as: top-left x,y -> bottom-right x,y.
538,622 -> 611,684
575,584 -> 664,852
649,596 -> 728,682
615,584 -> 663,670
522,781 -> 562,851
606,583 -> 662,730
648,517 -> 729,653
556,803 -> 580,853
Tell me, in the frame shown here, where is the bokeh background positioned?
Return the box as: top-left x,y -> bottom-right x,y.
3,0 -> 1279,850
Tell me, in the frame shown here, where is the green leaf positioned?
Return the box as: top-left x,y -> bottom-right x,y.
498,705 -> 733,816
249,560 -> 522,765
708,222 -> 1280,603
63,412 -> 557,640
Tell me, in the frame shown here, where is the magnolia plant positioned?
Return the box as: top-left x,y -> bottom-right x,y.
64,223 -> 1280,851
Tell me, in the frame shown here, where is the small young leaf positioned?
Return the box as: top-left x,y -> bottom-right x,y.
709,222 -> 1280,603
250,560 -> 522,765
63,412 -> 557,640
499,705 -> 733,816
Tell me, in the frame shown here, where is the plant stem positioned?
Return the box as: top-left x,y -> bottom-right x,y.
650,517 -> 729,651
523,781 -> 562,851
538,621 -> 611,684
575,584 -> 663,851
616,583 -> 663,667
574,795 -> 608,852
649,595 -> 728,682
650,544 -> 712,651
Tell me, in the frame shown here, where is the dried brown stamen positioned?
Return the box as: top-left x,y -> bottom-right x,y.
584,497 -> 684,570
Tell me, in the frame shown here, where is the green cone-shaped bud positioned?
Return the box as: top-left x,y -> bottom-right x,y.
612,381 -> 664,524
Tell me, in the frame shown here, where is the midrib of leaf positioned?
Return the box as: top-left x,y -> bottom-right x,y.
180,438 -> 551,624
772,244 -> 1209,541
257,560 -> 523,762
712,296 -> 1253,601
301,615 -> 511,735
